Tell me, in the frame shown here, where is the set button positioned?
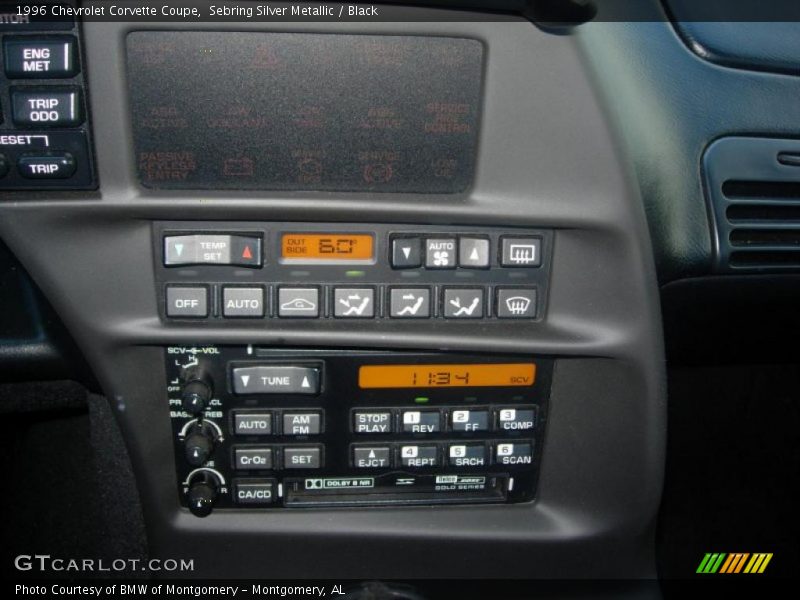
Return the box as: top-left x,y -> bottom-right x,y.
284,446 -> 322,469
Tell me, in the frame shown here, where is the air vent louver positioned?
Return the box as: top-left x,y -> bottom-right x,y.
705,137 -> 800,271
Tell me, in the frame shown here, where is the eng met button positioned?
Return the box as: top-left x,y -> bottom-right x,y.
4,36 -> 79,78
232,365 -> 320,395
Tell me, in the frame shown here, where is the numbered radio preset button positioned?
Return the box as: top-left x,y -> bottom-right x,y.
447,444 -> 488,467
401,410 -> 441,434
450,409 -> 489,432
400,445 -> 439,468
497,408 -> 535,431
493,442 -> 533,466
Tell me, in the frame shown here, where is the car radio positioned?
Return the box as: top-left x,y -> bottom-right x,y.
166,346 -> 551,516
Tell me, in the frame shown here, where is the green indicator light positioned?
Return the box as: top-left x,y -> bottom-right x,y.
345,270 -> 366,277
414,397 -> 430,404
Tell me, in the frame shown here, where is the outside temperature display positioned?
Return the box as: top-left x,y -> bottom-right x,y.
281,233 -> 374,263
358,363 -> 536,389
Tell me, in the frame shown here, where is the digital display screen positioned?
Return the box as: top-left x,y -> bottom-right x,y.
358,364 -> 536,389
127,32 -> 484,193
281,233 -> 374,262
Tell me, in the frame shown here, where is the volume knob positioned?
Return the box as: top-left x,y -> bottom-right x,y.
181,374 -> 213,415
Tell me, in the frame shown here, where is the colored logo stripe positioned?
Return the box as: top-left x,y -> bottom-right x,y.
697,553 -> 726,574
744,553 -> 773,574
697,552 -> 773,574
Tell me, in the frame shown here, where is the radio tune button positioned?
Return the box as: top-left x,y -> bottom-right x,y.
353,446 -> 391,469
400,445 -> 438,468
234,447 -> 273,470
234,479 -> 276,505
283,446 -> 322,469
233,412 -> 273,435
282,412 -> 322,436
494,442 -> 533,466
450,409 -> 489,432
401,410 -> 440,434
447,444 -> 487,467
424,238 -> 457,269
232,365 -> 320,395
497,408 -> 535,431
353,411 -> 393,434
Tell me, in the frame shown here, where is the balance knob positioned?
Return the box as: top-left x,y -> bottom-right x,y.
184,422 -> 218,467
181,372 -> 213,415
186,471 -> 219,518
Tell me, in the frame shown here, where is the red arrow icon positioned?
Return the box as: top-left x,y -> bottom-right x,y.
242,246 -> 253,259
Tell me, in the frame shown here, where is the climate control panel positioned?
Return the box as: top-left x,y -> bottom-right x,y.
166,346 -> 551,515
154,222 -> 552,324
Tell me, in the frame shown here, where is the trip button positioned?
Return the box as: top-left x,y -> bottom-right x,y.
400,445 -> 438,468
497,408 -> 535,431
232,365 -> 320,395
450,409 -> 489,432
353,411 -> 393,434
401,410 -> 441,434
282,412 -> 322,435
4,36 -> 79,78
17,152 -> 76,178
11,87 -> 82,127
233,411 -> 273,435
494,442 -> 533,466
165,286 -> 208,318
353,446 -> 392,469
283,446 -> 323,469
233,479 -> 276,505
447,444 -> 487,467
234,447 -> 273,470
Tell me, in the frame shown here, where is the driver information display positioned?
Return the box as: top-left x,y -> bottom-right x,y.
127,32 -> 484,193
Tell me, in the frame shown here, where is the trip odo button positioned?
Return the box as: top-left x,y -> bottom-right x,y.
12,87 -> 82,127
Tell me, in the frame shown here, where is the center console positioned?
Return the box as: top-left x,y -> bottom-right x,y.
0,6 -> 666,579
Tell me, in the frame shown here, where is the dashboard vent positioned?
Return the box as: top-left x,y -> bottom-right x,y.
705,137 -> 800,271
